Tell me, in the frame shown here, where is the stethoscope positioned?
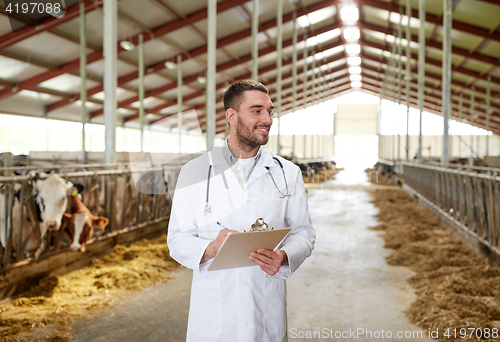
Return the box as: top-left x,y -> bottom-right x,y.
204,155 -> 291,214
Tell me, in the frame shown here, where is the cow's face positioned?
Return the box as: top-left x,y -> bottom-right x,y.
68,214 -> 108,252
34,175 -> 73,231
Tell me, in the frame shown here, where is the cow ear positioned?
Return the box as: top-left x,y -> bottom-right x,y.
73,184 -> 85,194
93,217 -> 109,229
65,181 -> 75,195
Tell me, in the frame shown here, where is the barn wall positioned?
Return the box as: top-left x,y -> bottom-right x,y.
267,134 -> 335,159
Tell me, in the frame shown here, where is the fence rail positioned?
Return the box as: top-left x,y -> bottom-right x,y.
402,162 -> 500,251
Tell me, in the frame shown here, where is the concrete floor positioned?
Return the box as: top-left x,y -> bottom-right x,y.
288,162 -> 432,341
71,161 -> 433,342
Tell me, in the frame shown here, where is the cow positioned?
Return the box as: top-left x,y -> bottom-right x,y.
62,194 -> 109,252
0,173 -> 74,260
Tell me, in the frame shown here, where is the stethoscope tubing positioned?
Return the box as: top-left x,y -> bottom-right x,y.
205,156 -> 291,213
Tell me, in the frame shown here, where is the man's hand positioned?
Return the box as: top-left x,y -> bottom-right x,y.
249,249 -> 288,276
201,229 -> 238,263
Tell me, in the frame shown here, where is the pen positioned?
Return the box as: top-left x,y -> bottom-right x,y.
217,222 -> 230,230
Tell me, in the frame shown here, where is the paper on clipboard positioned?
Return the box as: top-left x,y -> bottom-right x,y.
207,228 -> 291,271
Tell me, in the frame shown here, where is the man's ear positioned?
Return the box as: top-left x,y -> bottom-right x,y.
226,108 -> 236,126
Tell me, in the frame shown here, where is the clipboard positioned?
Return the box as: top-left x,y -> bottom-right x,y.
207,228 -> 291,271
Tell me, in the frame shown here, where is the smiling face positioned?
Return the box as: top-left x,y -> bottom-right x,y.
230,90 -> 274,150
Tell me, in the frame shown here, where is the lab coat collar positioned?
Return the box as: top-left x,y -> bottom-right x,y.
245,146 -> 279,188
209,144 -> 279,189
210,144 -> 277,168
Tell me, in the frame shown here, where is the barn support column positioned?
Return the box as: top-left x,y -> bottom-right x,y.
397,7 -> 403,163
333,108 -> 336,157
303,134 -> 307,159
442,0 -> 452,165
177,55 -> 183,154
470,86 -> 475,166
311,135 -> 314,159
138,34 -> 145,152
417,0 -> 425,162
486,75 -> 491,157
80,2 -> 88,162
103,0 -> 118,164
292,11 -> 297,114
405,0 -> 411,161
303,33 -> 308,109
458,92 -> 463,158
312,48 -> 316,106
290,20 -> 298,158
276,0 -> 283,155
206,0 -> 216,151
252,0 -> 259,81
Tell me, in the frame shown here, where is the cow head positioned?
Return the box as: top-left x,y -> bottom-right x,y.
64,213 -> 109,252
33,173 -> 74,231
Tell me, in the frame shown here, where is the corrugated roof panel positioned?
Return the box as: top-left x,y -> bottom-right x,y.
162,26 -> 207,51
478,41 -> 500,60
192,7 -> 250,38
126,73 -> 171,92
118,0 -> 178,29
0,15 -> 16,35
0,56 -> 47,82
91,88 -> 136,102
86,59 -> 138,79
461,58 -> 494,74
39,74 -> 100,94
453,0 -> 500,31
4,31 -> 91,66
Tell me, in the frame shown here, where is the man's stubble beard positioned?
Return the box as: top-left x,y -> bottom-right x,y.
235,117 -> 269,150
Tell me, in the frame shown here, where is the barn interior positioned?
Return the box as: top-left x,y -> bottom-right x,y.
1,0 -> 500,341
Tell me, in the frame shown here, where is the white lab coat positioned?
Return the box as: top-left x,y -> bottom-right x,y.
167,144 -> 315,342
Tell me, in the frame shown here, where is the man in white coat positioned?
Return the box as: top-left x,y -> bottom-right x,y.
167,80 -> 316,342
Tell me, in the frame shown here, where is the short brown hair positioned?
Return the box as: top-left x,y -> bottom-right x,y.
223,80 -> 269,112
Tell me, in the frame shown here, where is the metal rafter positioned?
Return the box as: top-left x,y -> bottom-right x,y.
361,72 -> 500,131
354,0 -> 500,43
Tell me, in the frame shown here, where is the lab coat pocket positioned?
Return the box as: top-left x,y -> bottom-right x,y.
188,278 -> 222,337
264,278 -> 287,337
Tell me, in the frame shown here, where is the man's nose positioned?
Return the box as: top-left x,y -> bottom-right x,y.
263,113 -> 273,126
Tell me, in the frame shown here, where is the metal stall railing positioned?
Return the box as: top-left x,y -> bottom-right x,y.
402,161 -> 500,253
0,163 -> 183,272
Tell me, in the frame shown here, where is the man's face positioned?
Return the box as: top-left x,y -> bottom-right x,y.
233,90 -> 274,149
